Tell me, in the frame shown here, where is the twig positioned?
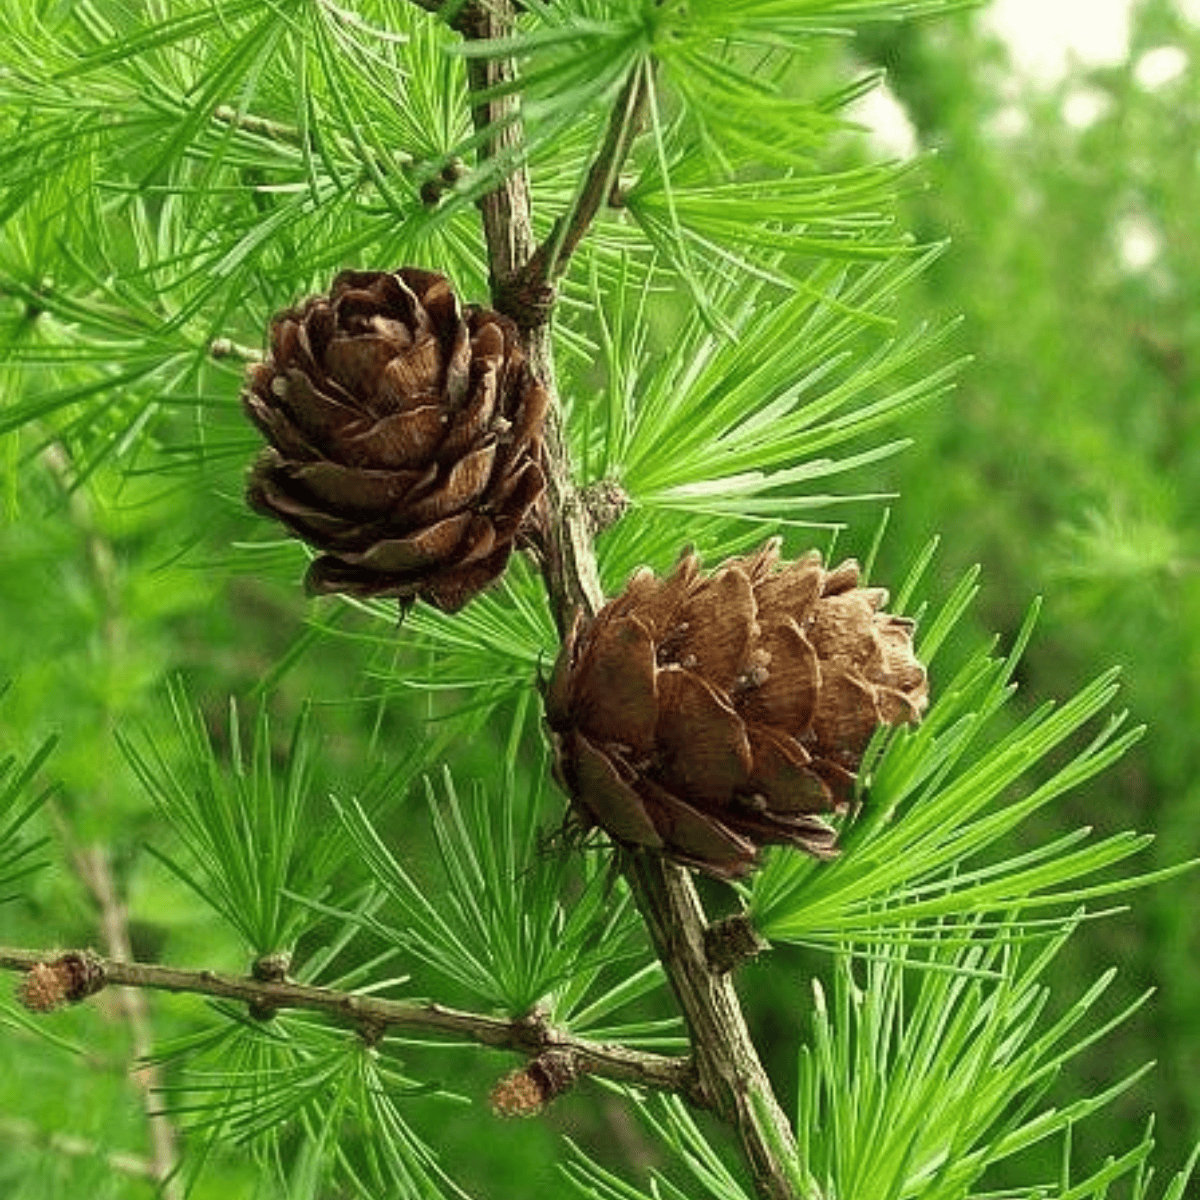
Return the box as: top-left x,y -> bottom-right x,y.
452,9 -> 649,317
0,947 -> 695,1098
454,0 -> 603,631
452,1 -> 541,310
0,1115 -> 157,1180
212,105 -> 306,146
519,61 -> 651,293
628,858 -> 811,1200
452,5 -> 817,1197
70,848 -> 182,1199
210,337 -> 263,363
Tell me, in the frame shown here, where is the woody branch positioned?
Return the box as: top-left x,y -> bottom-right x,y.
449,3 -> 816,1198
1,946 -> 694,1096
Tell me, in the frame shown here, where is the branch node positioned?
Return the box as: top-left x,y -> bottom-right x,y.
358,1016 -> 388,1048
419,157 -> 470,208
251,951 -> 292,983
511,1005 -> 552,1051
491,266 -> 556,331
580,477 -> 632,536
247,951 -> 289,1022
246,998 -> 277,1021
704,913 -> 770,975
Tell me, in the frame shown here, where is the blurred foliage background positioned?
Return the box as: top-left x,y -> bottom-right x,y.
865,0 -> 1200,1175
1,0 -> 1198,1195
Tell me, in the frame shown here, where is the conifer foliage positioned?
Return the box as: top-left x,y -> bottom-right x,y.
0,2 -> 1197,1200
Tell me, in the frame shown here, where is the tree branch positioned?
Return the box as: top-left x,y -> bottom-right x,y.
212,105 -> 307,146
519,60 -> 651,294
0,1115 -> 157,1180
627,858 -> 813,1200
451,6 -> 817,1197
209,336 -> 263,363
70,847 -> 181,1199
454,0 -> 603,631
0,947 -> 695,1098
452,0 -> 542,309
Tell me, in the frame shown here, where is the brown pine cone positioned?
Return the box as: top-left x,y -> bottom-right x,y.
242,268 -> 547,613
545,540 -> 928,879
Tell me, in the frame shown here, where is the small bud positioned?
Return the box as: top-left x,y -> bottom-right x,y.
251,950 -> 292,983
580,477 -> 631,536
489,1067 -> 546,1118
17,962 -> 69,1013
705,912 -> 770,974
16,951 -> 106,1012
489,1050 -> 579,1118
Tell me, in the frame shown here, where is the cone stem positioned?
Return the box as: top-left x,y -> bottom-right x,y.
455,6 -> 817,1196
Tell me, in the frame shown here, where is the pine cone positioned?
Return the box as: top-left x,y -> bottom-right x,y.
243,268 -> 547,613
545,540 -> 928,879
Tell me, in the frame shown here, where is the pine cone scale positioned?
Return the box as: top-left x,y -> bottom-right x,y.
814,672 -> 881,760
256,497 -> 359,548
502,377 -> 549,458
338,408 -> 447,470
400,442 -> 498,527
753,554 -> 823,613
676,566 -> 758,690
273,369 -> 360,439
385,339 -> 447,406
489,459 -> 543,518
348,511 -> 474,573
438,376 -> 496,458
457,517 -> 498,565
745,726 -> 829,813
571,616 -> 659,757
292,460 -> 423,516
655,668 -> 753,808
571,732 -> 664,849
737,619 -> 820,732
246,406 -> 319,463
639,776 -> 756,867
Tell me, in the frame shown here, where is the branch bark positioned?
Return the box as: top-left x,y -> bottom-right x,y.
451,0 -> 541,308
0,946 -> 694,1097
628,858 -> 812,1200
452,5 -> 816,1197
71,847 -> 181,1199
517,60 -> 651,295
453,0 -> 602,632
